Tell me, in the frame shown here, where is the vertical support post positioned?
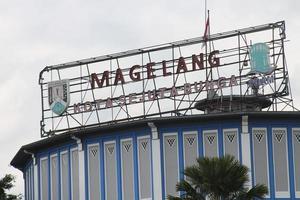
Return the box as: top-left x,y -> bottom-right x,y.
272,27 -> 277,111
172,46 -> 176,116
39,71 -> 45,137
238,33 -> 242,110
23,150 -> 39,200
72,136 -> 86,200
148,122 -> 163,200
33,158 -> 39,200
241,115 -> 253,188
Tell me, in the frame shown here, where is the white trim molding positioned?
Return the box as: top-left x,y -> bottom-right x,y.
71,136 -> 85,200
272,127 -> 290,198
252,127 -> 270,198
203,129 -> 219,157
148,122 -> 163,200
292,128 -> 300,198
241,115 -> 252,188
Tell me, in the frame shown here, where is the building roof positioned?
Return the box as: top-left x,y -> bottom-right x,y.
10,111 -> 300,170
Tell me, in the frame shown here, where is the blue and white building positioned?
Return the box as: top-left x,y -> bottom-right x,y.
11,111 -> 300,199
10,21 -> 300,199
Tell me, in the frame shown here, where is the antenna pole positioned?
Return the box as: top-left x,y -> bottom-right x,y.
205,0 -> 207,22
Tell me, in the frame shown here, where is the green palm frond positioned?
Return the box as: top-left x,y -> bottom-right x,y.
167,155 -> 268,200
235,184 -> 268,200
168,179 -> 206,200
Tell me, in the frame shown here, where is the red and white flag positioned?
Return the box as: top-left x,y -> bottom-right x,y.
202,16 -> 210,48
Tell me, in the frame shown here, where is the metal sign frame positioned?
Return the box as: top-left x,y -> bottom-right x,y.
39,21 -> 295,138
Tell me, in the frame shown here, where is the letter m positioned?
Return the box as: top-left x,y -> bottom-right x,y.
91,71 -> 109,89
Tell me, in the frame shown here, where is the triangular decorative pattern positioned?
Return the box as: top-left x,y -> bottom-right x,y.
123,142 -> 132,152
90,147 -> 98,157
275,133 -> 284,143
273,129 -> 286,143
207,135 -> 215,145
255,133 -> 264,143
141,140 -> 148,151
107,145 -> 115,155
227,134 -> 236,143
167,138 -> 176,147
295,133 -> 300,143
52,158 -> 57,169
186,136 -> 195,146
62,156 -> 67,166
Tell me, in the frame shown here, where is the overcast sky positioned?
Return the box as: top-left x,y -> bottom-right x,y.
1,0 -> 299,195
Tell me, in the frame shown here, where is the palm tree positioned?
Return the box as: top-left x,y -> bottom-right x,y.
168,155 -> 268,200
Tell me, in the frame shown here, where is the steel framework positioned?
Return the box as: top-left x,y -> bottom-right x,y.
39,20 -> 297,138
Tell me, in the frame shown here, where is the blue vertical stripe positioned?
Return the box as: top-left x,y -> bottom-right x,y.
57,152 -> 61,200
32,163 -> 34,200
288,126 -> 296,199
218,126 -> 224,157
68,148 -> 72,200
160,131 -> 166,199
268,126 -> 275,198
238,127 -> 243,163
100,140 -> 105,200
38,157 -> 41,200
84,142 -> 89,200
133,135 -> 139,200
249,127 -> 255,188
149,134 -> 155,200
178,129 -> 184,198
48,153 -> 51,200
116,137 -> 122,200
178,129 -> 184,179
198,128 -> 203,157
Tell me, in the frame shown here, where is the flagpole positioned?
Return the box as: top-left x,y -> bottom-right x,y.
205,6 -> 208,98
208,10 -> 212,81
205,0 -> 207,22
207,9 -> 210,51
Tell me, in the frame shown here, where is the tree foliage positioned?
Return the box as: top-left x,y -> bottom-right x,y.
0,174 -> 22,200
168,155 -> 268,200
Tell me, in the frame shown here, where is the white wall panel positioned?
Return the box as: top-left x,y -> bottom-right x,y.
138,136 -> 152,200
163,133 -> 179,197
121,139 -> 134,200
252,128 -> 269,197
104,141 -> 118,200
88,144 -> 101,200
40,157 -> 49,200
203,130 -> 218,158
223,129 -> 239,160
183,131 -> 198,168
272,128 -> 289,198
71,149 -> 79,200
60,151 -> 69,200
50,155 -> 58,200
293,128 -> 300,198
